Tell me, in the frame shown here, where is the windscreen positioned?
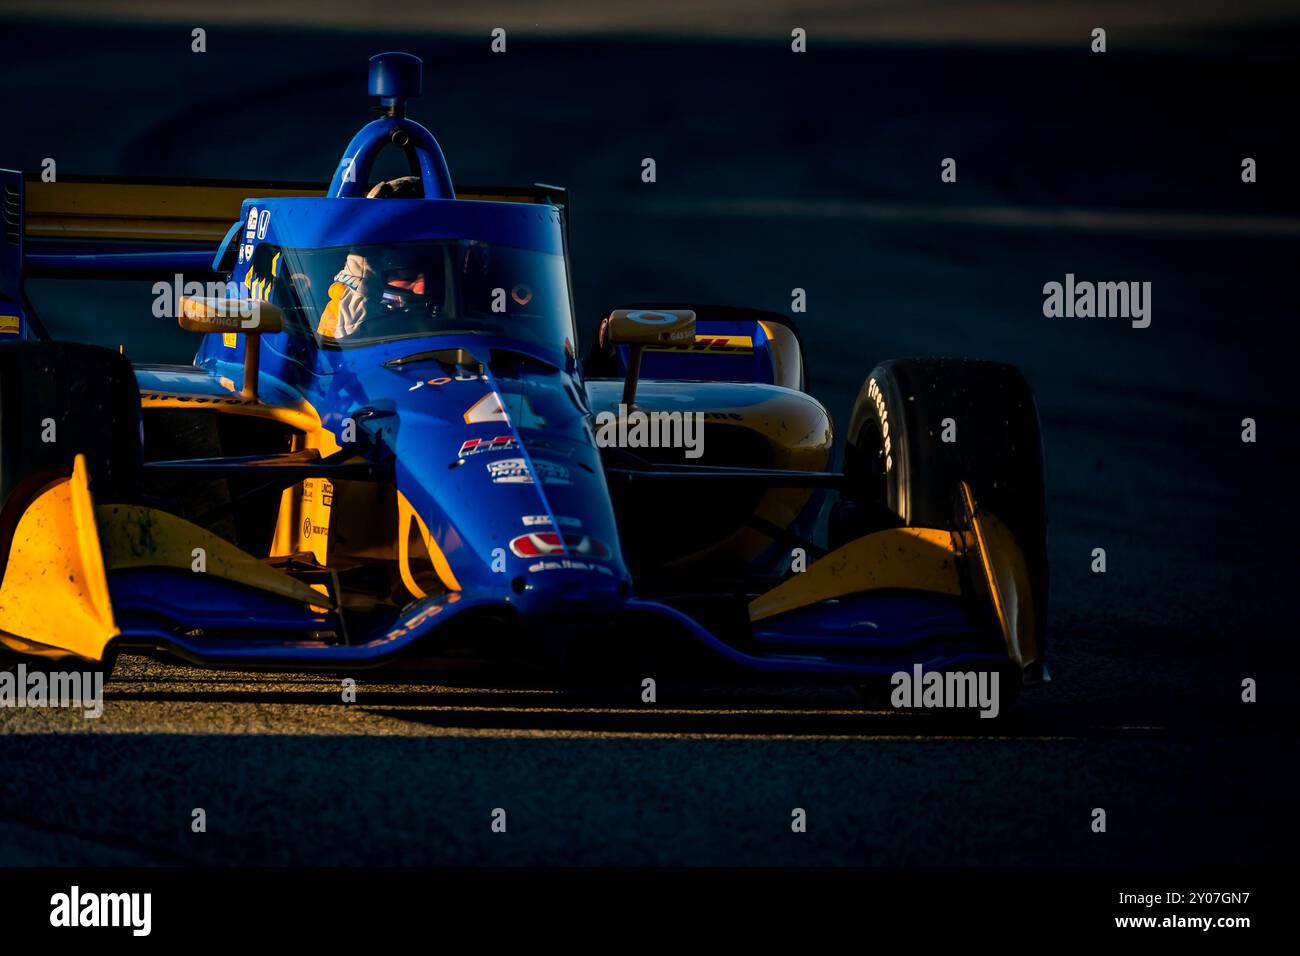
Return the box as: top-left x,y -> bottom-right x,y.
266,239 -> 573,351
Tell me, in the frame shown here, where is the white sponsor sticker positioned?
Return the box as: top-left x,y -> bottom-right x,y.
522,514 -> 581,527
527,559 -> 614,576
487,458 -> 572,486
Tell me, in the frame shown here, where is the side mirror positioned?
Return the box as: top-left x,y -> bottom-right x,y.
606,308 -> 695,347
177,297 -> 283,401
605,309 -> 695,405
178,296 -> 283,335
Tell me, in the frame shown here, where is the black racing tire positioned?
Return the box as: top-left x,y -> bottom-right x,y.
833,358 -> 1048,668
0,342 -> 142,665
0,339 -> 141,500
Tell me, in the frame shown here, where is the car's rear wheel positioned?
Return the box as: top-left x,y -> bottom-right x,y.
832,358 -> 1049,676
0,340 -> 142,511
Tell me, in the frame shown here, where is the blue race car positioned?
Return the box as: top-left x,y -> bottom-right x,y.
0,53 -> 1047,694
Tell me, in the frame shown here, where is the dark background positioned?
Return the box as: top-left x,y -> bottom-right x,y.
0,2 -> 1294,866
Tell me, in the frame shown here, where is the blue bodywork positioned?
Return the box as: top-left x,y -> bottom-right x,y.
2,53 -> 1014,680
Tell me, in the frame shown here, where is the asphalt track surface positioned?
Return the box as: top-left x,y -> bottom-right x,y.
0,16 -> 1295,865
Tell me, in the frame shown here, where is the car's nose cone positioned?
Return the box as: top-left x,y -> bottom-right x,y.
508,564 -> 631,617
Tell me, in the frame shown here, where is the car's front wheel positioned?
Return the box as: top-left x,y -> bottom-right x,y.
832,357 -> 1049,674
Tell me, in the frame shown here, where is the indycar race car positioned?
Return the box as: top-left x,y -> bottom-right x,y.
0,53 -> 1048,694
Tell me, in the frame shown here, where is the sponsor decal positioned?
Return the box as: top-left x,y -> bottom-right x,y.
301,516 -> 329,539
458,435 -> 517,457
647,334 -> 753,354
527,558 -> 615,576
384,599 -> 448,640
238,205 -> 259,263
408,376 -> 453,390
465,390 -> 546,429
529,459 -> 572,485
522,514 -> 581,528
486,457 -> 572,485
464,392 -> 509,424
611,310 -> 695,345
487,458 -> 530,483
509,532 -> 609,559
332,265 -> 364,293
0,314 -> 21,335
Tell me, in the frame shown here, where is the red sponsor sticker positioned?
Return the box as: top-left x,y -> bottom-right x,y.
458,435 -> 517,457
508,532 -> 610,559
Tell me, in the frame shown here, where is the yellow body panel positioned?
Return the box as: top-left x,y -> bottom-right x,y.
585,379 -> 834,570
295,478 -> 335,566
397,492 -> 461,597
0,456 -> 119,662
675,390 -> 831,568
139,391 -> 323,434
757,321 -> 803,390
960,483 -> 1039,670
268,410 -> 343,561
96,503 -> 328,608
748,527 -> 960,623
24,180 -> 320,242
139,391 -> 338,563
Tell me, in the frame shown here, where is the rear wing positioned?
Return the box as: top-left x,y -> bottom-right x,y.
1,170 -> 568,341
1,171 -> 568,341
8,171 -> 569,277
24,175 -> 568,244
